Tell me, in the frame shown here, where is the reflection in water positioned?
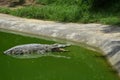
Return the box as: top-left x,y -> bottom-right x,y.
8,52 -> 71,59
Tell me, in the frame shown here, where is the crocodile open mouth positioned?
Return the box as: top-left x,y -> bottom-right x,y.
52,48 -> 68,52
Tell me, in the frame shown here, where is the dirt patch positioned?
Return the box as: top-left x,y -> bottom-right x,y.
0,0 -> 10,6
0,0 -> 36,7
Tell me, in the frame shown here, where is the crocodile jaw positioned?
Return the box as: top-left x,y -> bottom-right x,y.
51,48 -> 68,52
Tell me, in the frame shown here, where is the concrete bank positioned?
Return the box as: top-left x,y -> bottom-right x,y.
0,14 -> 120,75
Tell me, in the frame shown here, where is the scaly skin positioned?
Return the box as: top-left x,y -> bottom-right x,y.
4,43 -> 70,55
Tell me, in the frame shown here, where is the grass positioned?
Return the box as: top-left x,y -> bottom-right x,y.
10,5 -> 81,22
0,0 -> 120,25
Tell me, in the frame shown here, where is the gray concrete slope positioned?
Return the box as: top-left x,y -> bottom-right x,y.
0,14 -> 120,75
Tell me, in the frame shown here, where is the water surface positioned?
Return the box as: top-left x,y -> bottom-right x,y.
0,31 -> 119,80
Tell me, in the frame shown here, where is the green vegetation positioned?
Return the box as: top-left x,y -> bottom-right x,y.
0,31 -> 120,80
0,0 -> 120,25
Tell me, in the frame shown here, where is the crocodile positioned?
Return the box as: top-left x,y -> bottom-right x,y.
4,43 -> 70,55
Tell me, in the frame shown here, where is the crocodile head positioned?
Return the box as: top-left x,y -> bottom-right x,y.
51,43 -> 70,52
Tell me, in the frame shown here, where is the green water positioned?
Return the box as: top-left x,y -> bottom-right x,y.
0,31 -> 119,80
